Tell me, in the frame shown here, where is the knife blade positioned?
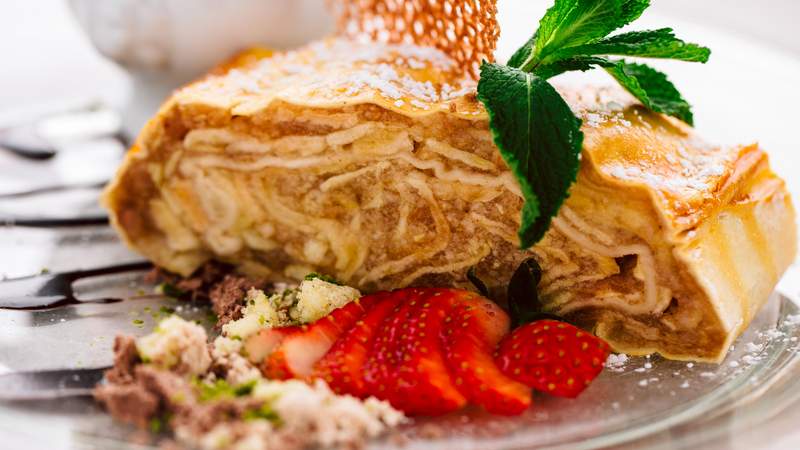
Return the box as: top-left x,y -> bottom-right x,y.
0,367 -> 109,401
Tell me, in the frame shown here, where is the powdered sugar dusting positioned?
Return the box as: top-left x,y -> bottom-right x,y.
605,353 -> 629,372
185,37 -> 480,115
605,303 -> 800,395
745,342 -> 763,353
785,314 -> 800,326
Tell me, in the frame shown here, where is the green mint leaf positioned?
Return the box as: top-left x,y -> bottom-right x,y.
605,61 -> 694,125
197,378 -> 257,402
526,0 -> 655,70
556,28 -> 711,62
477,63 -> 583,248
507,33 -> 537,69
148,417 -> 162,434
619,0 -> 650,24
509,0 -> 651,71
156,282 -> 186,299
533,55 -> 614,79
303,272 -> 342,285
485,0 -> 706,248
243,403 -> 282,423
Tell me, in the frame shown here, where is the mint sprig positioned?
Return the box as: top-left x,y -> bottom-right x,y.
477,0 -> 709,248
556,28 -> 711,62
604,61 -> 695,125
477,65 -> 583,248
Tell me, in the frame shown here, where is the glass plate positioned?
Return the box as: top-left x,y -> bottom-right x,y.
1,225 -> 800,450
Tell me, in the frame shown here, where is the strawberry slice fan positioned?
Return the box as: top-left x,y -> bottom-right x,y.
246,287 -> 611,417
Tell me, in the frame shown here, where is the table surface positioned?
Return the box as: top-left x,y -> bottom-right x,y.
2,2 -> 800,449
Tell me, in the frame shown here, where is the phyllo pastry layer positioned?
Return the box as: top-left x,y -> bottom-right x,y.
104,39 -> 796,362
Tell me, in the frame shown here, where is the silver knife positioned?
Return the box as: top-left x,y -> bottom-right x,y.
0,367 -> 109,401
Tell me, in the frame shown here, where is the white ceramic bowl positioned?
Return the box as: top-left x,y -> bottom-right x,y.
69,0 -> 333,77
69,0 -> 334,134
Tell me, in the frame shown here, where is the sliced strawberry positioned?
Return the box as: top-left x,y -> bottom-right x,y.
362,290 -> 411,399
495,319 -> 611,398
312,292 -> 399,397
258,325 -> 306,379
445,332 -> 532,414
365,288 -> 467,415
259,298 -> 372,379
453,290 -> 511,344
439,290 -> 532,415
249,286 -> 612,416
243,327 -> 297,364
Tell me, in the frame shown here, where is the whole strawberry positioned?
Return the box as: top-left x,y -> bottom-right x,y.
495,319 -> 610,398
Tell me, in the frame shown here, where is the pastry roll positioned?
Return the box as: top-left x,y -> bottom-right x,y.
103,39 -> 796,362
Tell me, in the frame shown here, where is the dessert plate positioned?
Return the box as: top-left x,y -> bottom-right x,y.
1,225 -> 799,450
2,8 -> 800,450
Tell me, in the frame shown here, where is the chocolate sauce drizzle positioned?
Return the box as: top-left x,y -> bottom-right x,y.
1,215 -> 109,227
0,261 -> 152,310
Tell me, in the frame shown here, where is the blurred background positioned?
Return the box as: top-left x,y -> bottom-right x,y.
2,0 -> 799,135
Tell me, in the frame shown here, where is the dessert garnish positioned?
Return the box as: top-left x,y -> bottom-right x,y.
96,274 -> 609,425
95,313 -> 405,450
477,0 -> 711,247
241,275 -> 611,416
246,286 -> 531,416
482,258 -> 612,397
496,320 -> 611,398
